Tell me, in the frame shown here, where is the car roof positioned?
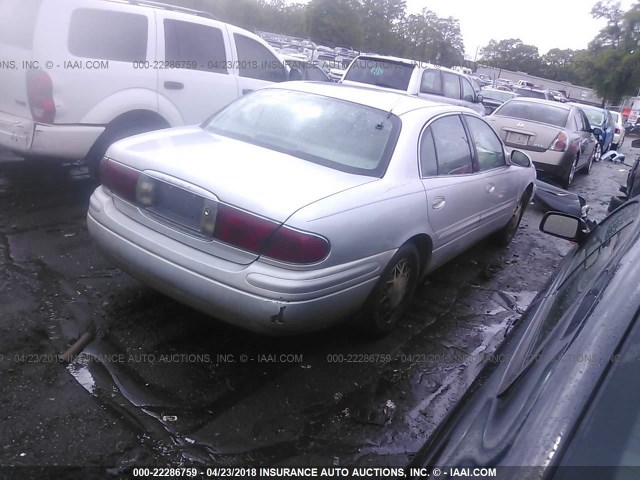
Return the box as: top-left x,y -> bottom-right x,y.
352,54 -> 461,76
482,88 -> 514,93
508,96 -> 573,110
569,102 -> 605,112
266,81 -> 477,116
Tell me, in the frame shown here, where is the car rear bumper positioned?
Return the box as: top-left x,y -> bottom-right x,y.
507,148 -> 570,180
0,111 -> 104,160
87,187 -> 391,334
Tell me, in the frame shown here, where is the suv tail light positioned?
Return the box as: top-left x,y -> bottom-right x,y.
615,127 -> 621,134
26,70 -> 56,123
549,131 -> 568,152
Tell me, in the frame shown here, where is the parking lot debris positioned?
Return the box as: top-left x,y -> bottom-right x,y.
59,330 -> 95,362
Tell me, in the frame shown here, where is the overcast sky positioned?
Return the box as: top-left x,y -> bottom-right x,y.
403,0 -> 636,59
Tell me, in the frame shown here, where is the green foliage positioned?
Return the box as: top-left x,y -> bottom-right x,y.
163,0 -> 466,66
163,0 -> 640,102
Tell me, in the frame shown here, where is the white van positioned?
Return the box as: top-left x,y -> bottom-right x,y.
0,0 -> 297,173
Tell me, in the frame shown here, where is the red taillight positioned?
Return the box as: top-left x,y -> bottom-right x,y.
212,204 -> 330,263
549,131 -> 568,152
213,204 -> 279,253
100,157 -> 139,202
26,69 -> 56,123
616,127 -> 621,134
263,226 -> 330,264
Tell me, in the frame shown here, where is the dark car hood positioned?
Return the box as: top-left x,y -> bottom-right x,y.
410,201 -> 640,473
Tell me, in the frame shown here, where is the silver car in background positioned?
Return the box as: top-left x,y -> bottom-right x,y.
87,83 -> 536,335
487,98 -> 600,187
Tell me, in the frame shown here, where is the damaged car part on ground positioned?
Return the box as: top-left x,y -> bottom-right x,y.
87,82 -> 536,336
410,200 -> 640,479
533,179 -> 590,220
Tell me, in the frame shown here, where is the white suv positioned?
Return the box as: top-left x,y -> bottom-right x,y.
0,0 -> 297,173
341,55 -> 485,115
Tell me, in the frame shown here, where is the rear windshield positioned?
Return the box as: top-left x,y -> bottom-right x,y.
204,89 -> 400,177
0,0 -> 42,49
513,88 -> 546,99
611,111 -> 620,123
481,90 -> 515,102
495,101 -> 569,128
581,107 -> 606,126
344,58 -> 414,91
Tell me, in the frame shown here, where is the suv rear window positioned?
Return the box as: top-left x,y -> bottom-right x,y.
0,0 -> 42,49
496,101 -> 569,128
68,9 -> 148,62
344,58 -> 414,91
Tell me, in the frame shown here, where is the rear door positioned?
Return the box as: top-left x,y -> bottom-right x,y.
156,14 -> 240,124
420,115 -> 490,258
463,114 -> 520,230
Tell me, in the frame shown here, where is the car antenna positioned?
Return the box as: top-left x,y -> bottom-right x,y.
376,101 -> 397,130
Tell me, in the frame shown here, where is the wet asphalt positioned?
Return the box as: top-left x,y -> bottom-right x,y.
0,143 -> 633,469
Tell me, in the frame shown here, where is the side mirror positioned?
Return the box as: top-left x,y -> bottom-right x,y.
592,126 -> 603,136
288,68 -> 303,81
540,212 -> 589,244
631,138 -> 640,148
510,149 -> 532,167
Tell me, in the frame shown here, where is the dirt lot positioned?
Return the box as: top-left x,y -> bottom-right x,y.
0,144 -> 633,472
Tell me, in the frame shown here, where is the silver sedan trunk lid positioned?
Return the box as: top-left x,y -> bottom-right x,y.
486,116 -> 561,152
105,127 -> 377,263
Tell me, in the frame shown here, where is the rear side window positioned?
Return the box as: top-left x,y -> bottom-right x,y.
0,0 -> 41,49
430,116 -> 473,175
420,70 -> 442,94
343,58 -> 414,91
164,20 -> 227,74
419,128 -> 438,177
442,72 -> 461,99
461,78 -> 475,101
68,9 -> 147,62
234,34 -> 287,82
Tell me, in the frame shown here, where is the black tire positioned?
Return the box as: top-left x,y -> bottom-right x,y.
583,148 -> 595,174
492,195 -> 527,246
593,143 -> 602,162
86,118 -> 168,180
563,155 -> 579,188
360,243 -> 419,336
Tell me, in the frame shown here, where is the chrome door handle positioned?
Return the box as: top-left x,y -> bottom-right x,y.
486,184 -> 496,193
432,197 -> 446,210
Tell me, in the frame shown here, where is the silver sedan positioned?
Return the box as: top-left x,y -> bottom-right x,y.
87,83 -> 536,335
